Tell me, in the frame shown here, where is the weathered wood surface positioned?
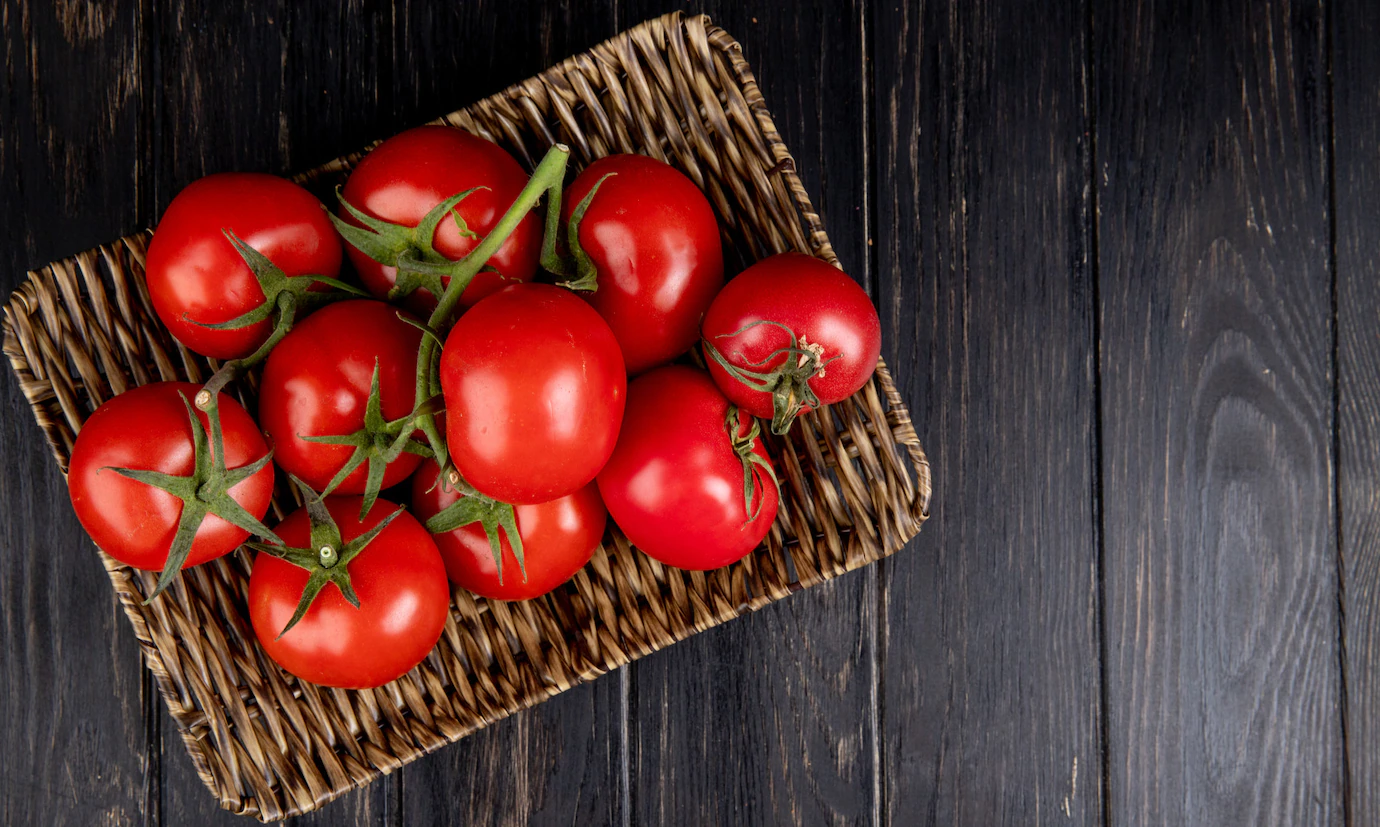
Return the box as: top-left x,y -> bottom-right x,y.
872,0 -> 1103,824
1094,0 -> 1345,823
0,0 -> 1370,824
1334,0 -> 1380,822
1,1 -> 153,825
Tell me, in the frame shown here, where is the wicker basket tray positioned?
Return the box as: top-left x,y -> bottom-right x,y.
2,12 -> 930,821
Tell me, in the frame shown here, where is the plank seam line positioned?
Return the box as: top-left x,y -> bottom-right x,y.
1084,0 -> 1112,824
859,1 -> 885,825
1324,0 -> 1353,821
619,667 -> 631,827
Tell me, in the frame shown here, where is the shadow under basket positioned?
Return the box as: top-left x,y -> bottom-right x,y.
2,12 -> 931,821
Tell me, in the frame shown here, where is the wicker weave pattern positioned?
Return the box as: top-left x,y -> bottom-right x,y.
2,13 -> 930,821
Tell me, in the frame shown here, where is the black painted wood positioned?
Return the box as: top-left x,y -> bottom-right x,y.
1094,0 -> 1345,822
1333,0 -> 1380,821
0,1 -> 155,825
872,0 -> 1103,823
2,1 -> 1371,825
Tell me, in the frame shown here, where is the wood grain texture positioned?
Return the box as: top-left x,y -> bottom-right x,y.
873,0 -> 1102,824
385,3 -> 627,825
5,0 -> 1370,824
616,2 -> 883,825
398,677 -> 625,827
0,0 -> 154,825
1095,0 -> 1345,822
1332,0 -> 1380,820
382,0 -> 620,134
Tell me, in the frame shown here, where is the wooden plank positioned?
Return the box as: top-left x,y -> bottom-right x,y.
616,3 -> 882,825
873,0 -> 1102,823
1332,0 -> 1380,820
381,0 -> 621,133
397,678 -> 626,826
389,3 -> 627,826
152,0 -> 291,193
1094,0 -> 1344,822
0,0 -> 156,824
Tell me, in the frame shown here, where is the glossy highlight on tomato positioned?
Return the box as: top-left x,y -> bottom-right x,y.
564,154 -> 724,374
702,252 -> 881,424
440,283 -> 626,505
68,382 -> 275,571
340,125 -> 541,312
258,300 -> 424,493
146,173 -> 343,360
248,496 -> 450,689
411,460 -> 607,601
596,366 -> 778,570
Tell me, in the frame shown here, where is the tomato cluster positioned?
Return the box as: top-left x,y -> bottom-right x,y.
66,126 -> 882,690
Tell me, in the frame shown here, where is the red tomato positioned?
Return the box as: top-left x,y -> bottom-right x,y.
440,283 -> 626,505
146,173 -> 343,360
563,154 -> 724,374
411,460 -> 607,601
340,125 -> 541,312
596,366 -> 778,570
248,496 -> 450,689
68,382 -> 275,571
258,300 -> 424,494
701,253 -> 881,429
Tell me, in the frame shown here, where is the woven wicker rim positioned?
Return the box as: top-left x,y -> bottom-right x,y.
2,12 -> 930,820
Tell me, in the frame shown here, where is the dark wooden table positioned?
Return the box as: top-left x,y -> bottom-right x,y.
2,1 -> 1375,824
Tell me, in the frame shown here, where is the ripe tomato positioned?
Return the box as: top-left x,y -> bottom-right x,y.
562,154 -> 724,374
701,252 -> 882,432
339,125 -> 541,312
248,496 -> 450,689
440,283 -> 625,505
411,460 -> 607,601
596,366 -> 778,570
145,173 -> 343,360
258,300 -> 424,495
68,382 -> 275,571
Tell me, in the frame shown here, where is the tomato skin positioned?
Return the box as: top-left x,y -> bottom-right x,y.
410,460 -> 607,601
146,173 -> 343,360
68,382 -> 275,571
596,366 -> 778,571
258,300 -> 424,493
340,125 -> 541,312
248,496 -> 450,689
440,283 -> 626,505
564,154 -> 724,375
701,253 -> 882,421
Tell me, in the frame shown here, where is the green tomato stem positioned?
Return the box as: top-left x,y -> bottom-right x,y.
197,292 -> 297,408
425,144 -> 571,331
411,143 -> 573,469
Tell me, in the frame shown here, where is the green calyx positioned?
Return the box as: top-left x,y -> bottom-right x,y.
703,320 -> 843,435
542,171 -> 615,292
247,475 -> 405,638
422,465 -> 527,585
106,392 -> 280,603
195,230 -> 368,404
300,358 -> 439,520
330,186 -> 488,303
724,405 -> 781,524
